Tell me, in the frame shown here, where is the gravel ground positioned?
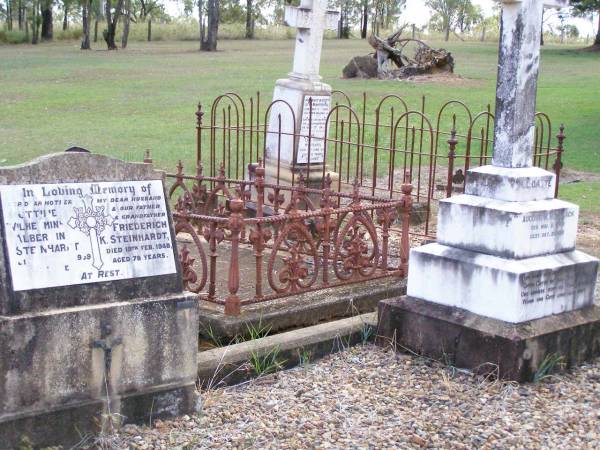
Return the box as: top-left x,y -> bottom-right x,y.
108,344 -> 600,449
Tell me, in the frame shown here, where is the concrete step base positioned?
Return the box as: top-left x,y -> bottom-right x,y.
198,312 -> 377,387
377,296 -> 600,382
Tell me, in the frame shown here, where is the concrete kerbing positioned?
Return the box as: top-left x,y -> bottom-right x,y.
198,312 -> 378,387
197,277 -> 406,342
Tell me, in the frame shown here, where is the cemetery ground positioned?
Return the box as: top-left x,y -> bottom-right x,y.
1,38 -> 599,221
103,344 -> 600,449
2,38 -> 600,448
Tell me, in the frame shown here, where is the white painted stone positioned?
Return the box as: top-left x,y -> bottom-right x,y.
437,195 -> 578,259
284,0 -> 339,82
493,0 -> 568,168
297,95 -> 330,164
0,180 -> 176,291
265,78 -> 331,165
465,165 -> 556,201
264,0 -> 337,173
407,243 -> 598,323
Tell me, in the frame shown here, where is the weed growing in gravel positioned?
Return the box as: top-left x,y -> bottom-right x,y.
534,353 -> 566,383
359,322 -> 374,345
242,317 -> 272,342
250,345 -> 286,376
297,347 -> 312,367
200,322 -> 225,348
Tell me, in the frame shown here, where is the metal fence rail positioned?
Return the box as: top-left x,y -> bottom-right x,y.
195,91 -> 565,238
167,160 -> 412,315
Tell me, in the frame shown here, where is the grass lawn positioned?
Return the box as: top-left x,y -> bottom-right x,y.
0,38 -> 599,209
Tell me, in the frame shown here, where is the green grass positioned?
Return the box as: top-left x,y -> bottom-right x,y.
0,39 -> 598,209
560,181 -> 600,216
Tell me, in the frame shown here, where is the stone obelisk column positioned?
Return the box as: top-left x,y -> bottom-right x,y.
378,0 -> 600,382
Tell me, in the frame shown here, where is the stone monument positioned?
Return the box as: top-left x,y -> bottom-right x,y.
378,0 -> 600,381
264,0 -> 339,197
0,152 -> 199,447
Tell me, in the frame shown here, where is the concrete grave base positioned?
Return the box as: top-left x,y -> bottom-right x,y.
377,296 -> 600,382
408,243 -> 598,323
198,277 -> 406,343
437,195 -> 578,259
465,165 -> 556,202
0,293 -> 199,448
0,383 -> 197,449
263,159 -> 340,207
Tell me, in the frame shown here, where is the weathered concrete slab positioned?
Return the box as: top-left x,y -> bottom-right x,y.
378,296 -> 600,382
437,195 -> 578,259
198,312 -> 377,387
197,276 -> 406,342
408,243 -> 598,323
465,166 -> 555,202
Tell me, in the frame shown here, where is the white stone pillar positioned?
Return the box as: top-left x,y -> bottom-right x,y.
492,0 -> 567,168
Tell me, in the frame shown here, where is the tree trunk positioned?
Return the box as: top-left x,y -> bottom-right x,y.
480,25 -> 486,42
412,23 -> 416,39
201,0 -> 218,51
18,0 -> 23,30
122,0 -> 130,48
24,8 -> 29,39
104,0 -> 124,50
6,0 -> 12,31
595,12 -> 600,46
81,0 -> 90,49
198,0 -> 205,48
340,1 -> 350,39
360,1 -> 367,39
245,0 -> 253,39
147,18 -> 152,41
62,4 -> 67,30
94,18 -> 98,42
540,10 -> 544,46
444,24 -> 450,42
31,0 -> 39,44
41,2 -> 53,40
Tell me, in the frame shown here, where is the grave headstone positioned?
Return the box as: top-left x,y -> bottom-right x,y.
378,0 -> 600,381
264,0 -> 339,196
0,152 -> 199,447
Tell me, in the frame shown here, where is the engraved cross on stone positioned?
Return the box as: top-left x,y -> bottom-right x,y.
493,0 -> 567,168
68,195 -> 114,270
285,0 -> 339,81
92,324 -> 122,398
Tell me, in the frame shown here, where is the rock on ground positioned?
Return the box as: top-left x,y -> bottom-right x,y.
106,344 -> 600,449
342,55 -> 379,79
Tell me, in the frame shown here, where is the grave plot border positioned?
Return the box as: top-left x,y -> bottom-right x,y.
193,91 -> 565,239
164,159 -> 413,316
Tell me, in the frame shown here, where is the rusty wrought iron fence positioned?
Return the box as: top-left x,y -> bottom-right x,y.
195,91 -> 565,238
166,160 -> 412,315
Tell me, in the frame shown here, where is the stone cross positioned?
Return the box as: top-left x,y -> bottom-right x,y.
493,0 -> 567,168
285,0 -> 339,81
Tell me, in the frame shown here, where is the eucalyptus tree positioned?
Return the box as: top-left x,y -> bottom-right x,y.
103,0 -> 124,49
40,0 -> 52,40
571,0 -> 600,45
426,0 -> 478,41
81,0 -> 91,48
200,0 -> 218,50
